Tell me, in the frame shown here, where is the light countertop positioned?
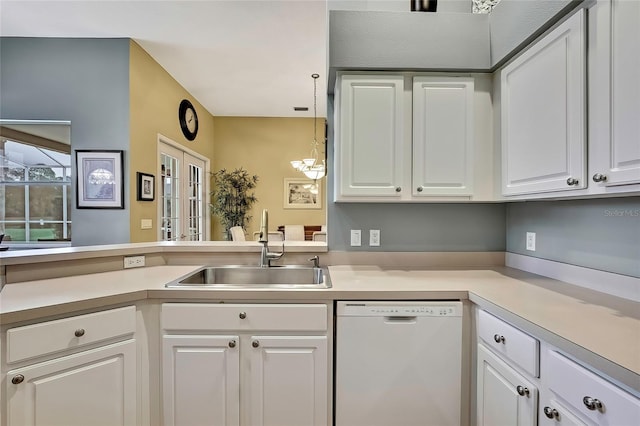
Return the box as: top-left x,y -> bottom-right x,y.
1,264 -> 638,392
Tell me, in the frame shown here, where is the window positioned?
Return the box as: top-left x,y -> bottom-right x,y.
0,136 -> 72,246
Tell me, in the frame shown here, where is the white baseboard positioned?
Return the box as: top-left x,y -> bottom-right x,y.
505,253 -> 640,302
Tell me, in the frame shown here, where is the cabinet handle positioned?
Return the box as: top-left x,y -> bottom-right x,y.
566,177 -> 579,186
583,396 -> 603,411
543,406 -> 559,419
228,340 -> 236,348
11,374 -> 25,385
516,385 -> 529,397
416,187 -> 423,192
239,312 -> 247,319
74,328 -> 85,337
395,187 -> 401,192
592,173 -> 607,183
252,340 -> 260,348
493,334 -> 505,344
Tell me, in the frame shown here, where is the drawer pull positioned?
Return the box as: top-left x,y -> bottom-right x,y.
493,334 -> 505,344
74,329 -> 85,337
252,340 -> 260,348
239,312 -> 247,319
582,396 -> 603,411
395,187 -> 402,192
228,340 -> 236,348
11,374 -> 25,385
516,385 -> 529,397
543,406 -> 559,419
592,173 -> 607,183
566,177 -> 579,186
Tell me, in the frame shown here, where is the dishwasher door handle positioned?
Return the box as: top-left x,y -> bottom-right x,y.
383,316 -> 418,323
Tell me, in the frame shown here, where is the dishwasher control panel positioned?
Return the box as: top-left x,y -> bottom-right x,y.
337,301 -> 462,317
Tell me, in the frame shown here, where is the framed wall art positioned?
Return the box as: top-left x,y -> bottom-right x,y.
76,150 -> 124,209
283,178 -> 321,209
136,172 -> 155,201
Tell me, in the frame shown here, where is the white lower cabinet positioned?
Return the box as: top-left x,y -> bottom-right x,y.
477,343 -> 538,426
161,303 -> 329,426
476,307 -> 640,426
3,306 -> 138,426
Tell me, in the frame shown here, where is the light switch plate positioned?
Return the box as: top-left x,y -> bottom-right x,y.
350,230 -> 361,247
369,229 -> 380,246
141,219 -> 153,229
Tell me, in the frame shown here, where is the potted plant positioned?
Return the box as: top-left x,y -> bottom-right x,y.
210,168 -> 259,240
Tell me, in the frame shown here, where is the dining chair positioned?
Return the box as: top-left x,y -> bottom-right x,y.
229,226 -> 246,241
284,225 -> 305,241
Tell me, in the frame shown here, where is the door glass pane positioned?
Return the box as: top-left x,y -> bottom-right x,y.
187,162 -> 204,241
161,153 -> 180,241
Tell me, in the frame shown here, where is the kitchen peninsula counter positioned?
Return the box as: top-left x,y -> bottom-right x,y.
1,262 -> 638,393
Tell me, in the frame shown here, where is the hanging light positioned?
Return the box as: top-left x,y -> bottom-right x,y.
290,73 -> 325,180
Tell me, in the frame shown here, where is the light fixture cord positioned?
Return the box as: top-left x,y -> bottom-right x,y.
311,73 -> 319,161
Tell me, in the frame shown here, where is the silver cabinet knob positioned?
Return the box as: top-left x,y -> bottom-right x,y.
583,396 -> 603,411
566,177 -> 579,186
11,374 -> 25,385
395,187 -> 401,192
493,334 -> 505,344
516,385 -> 529,397
239,312 -> 247,319
416,187 -> 423,192
592,173 -> 607,183
74,329 -> 85,337
543,406 -> 559,419
252,340 -> 260,348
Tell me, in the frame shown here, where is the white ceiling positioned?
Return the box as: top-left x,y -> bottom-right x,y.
0,0 -> 328,118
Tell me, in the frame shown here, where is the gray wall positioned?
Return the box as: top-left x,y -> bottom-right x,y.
326,95 -> 507,252
0,37 -> 131,246
506,198 -> 640,277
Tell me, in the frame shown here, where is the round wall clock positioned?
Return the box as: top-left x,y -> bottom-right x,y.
178,99 -> 198,141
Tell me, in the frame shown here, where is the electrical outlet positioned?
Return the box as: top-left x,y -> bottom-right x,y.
526,232 -> 536,251
350,230 -> 361,247
124,255 -> 146,269
369,229 -> 380,246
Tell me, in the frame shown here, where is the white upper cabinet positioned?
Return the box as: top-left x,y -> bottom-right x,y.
501,10 -> 586,196
336,74 -> 405,198
412,77 -> 474,197
335,73 -> 484,202
589,0 -> 640,188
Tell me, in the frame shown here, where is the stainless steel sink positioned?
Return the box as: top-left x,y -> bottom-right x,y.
166,265 -> 331,289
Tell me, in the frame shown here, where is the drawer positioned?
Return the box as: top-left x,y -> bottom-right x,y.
477,309 -> 539,377
547,351 -> 640,426
162,303 -> 327,332
7,306 -> 136,364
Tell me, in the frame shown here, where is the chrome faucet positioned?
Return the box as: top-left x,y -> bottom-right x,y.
258,209 -> 284,267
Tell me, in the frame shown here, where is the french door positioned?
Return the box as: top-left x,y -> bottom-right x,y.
158,140 -> 208,241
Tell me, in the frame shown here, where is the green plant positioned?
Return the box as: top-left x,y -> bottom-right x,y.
210,168 -> 259,239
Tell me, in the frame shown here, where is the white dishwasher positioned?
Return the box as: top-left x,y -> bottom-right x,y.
335,301 -> 463,426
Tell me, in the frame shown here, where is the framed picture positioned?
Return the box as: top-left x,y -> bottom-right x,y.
76,150 -> 124,209
136,172 -> 155,201
283,178 -> 322,209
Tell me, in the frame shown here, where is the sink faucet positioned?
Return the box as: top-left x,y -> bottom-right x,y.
258,209 -> 284,267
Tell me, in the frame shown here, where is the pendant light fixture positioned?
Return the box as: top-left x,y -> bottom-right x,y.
290,73 -> 325,181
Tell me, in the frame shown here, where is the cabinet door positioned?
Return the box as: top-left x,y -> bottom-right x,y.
413,77 -> 474,197
6,340 -> 136,426
248,336 -> 328,426
602,0 -> 640,186
162,335 -> 240,426
501,10 -> 586,196
477,344 -> 538,426
337,75 -> 404,198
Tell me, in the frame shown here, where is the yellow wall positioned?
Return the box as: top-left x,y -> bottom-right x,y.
129,41 -> 215,242
212,117 -> 326,240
